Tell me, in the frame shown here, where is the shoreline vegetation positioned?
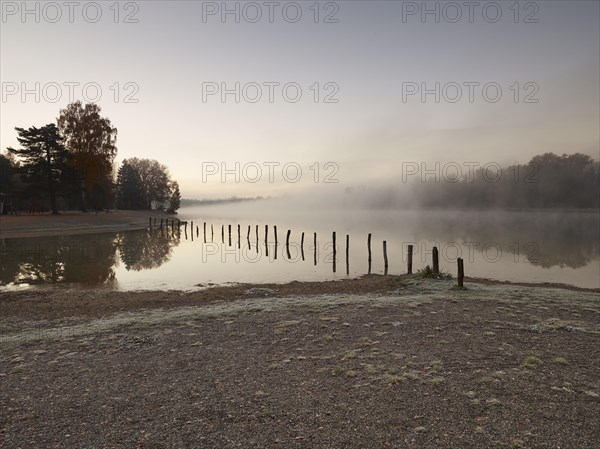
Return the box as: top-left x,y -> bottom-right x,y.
1,102 -> 183,217
1,276 -> 599,447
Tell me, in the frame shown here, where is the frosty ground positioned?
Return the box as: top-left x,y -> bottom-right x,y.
1,276 -> 599,448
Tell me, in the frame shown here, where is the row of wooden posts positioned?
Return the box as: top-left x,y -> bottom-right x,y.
149,217 -> 465,287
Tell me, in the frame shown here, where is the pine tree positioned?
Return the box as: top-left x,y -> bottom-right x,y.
116,160 -> 144,209
7,124 -> 70,214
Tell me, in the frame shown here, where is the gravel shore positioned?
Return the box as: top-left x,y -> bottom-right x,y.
1,276 -> 599,448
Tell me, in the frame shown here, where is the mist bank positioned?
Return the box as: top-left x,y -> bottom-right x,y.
184,153 -> 599,212
344,153 -> 600,211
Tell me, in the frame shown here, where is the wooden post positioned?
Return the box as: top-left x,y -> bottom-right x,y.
264,225 -> 268,257
432,247 -> 439,275
407,244 -> 413,274
457,257 -> 464,287
274,225 -> 278,260
255,225 -> 259,253
264,225 -> 268,247
211,224 -> 214,242
196,225 -> 199,238
383,241 -> 388,275
286,230 -> 291,259
221,225 -> 224,243
301,232 -> 305,261
228,224 -> 232,246
149,217 -> 152,228
367,233 -> 372,274
237,224 -> 241,248
160,218 -> 163,229
346,234 -> 350,276
203,222 -> 207,242
171,220 -> 175,232
314,232 -> 317,266
190,221 -> 193,233
332,232 -> 337,273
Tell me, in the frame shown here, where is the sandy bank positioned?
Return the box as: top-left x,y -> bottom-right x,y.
0,210 -> 172,238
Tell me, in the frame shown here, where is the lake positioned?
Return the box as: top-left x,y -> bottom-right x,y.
1,206 -> 599,290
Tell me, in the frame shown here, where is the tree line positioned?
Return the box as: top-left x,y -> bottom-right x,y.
410,153 -> 599,210
0,101 -> 180,215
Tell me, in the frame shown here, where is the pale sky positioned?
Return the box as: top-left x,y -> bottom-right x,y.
1,0 -> 599,198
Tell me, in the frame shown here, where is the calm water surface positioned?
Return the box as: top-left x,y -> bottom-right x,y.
1,206 -> 598,290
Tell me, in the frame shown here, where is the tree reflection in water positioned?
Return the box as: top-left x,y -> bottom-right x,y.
116,228 -> 180,271
1,233 -> 118,287
0,228 -> 180,287
411,211 -> 599,269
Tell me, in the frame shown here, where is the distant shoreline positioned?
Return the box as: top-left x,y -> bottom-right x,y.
181,196 -> 266,207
